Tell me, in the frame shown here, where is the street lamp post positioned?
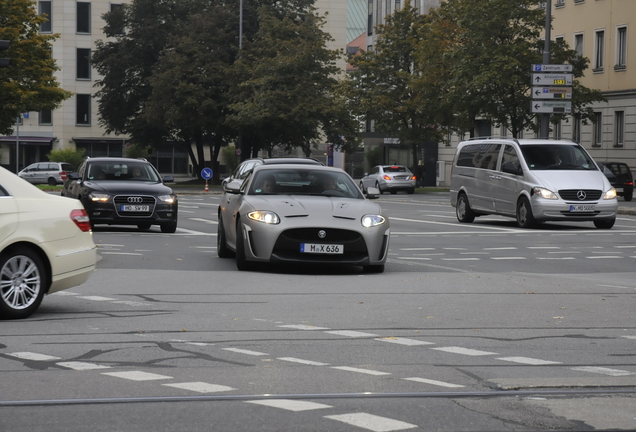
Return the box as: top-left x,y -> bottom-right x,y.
540,0 -> 552,138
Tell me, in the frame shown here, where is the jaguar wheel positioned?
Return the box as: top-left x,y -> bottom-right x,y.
0,247 -> 47,320
235,220 -> 253,271
217,215 -> 233,258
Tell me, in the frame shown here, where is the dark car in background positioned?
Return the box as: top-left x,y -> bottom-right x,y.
18,161 -> 74,185
597,162 -> 634,201
61,157 -> 178,232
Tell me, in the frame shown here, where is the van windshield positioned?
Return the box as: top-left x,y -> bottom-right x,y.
520,145 -> 597,171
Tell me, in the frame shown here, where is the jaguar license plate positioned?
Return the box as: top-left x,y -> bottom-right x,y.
300,243 -> 343,254
121,205 -> 150,212
569,205 -> 595,212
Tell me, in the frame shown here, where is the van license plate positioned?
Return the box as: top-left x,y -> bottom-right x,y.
300,243 -> 343,254
569,205 -> 595,212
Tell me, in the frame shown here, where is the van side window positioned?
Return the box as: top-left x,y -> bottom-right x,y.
501,146 -> 520,170
456,144 -> 500,169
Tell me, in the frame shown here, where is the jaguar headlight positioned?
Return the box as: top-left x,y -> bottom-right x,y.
361,214 -> 386,228
248,211 -> 280,224
158,194 -> 177,204
532,187 -> 558,200
604,188 -> 617,200
89,193 -> 111,202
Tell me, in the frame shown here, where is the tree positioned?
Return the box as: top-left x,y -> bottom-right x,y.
0,0 -> 71,134
227,3 -> 356,160
433,0 -> 604,137
342,1 -> 452,176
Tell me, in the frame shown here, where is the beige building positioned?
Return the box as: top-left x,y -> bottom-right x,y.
550,0 -> 635,166
1,0 -> 350,174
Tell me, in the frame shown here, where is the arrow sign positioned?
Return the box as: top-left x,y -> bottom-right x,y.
532,64 -> 573,72
532,73 -> 573,86
532,87 -> 573,99
532,101 -> 572,113
201,167 -> 213,179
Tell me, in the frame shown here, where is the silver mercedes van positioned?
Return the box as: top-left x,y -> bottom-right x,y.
450,138 -> 618,228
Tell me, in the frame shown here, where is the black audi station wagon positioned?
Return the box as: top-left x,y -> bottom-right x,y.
61,157 -> 178,232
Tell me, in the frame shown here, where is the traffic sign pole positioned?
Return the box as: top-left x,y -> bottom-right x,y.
540,0 -> 552,139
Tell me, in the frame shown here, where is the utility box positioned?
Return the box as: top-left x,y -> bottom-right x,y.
436,160 -> 446,186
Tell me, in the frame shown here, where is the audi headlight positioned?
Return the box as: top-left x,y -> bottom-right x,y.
604,188 -> 617,200
158,194 -> 177,204
532,187 -> 558,200
361,214 -> 386,228
89,193 -> 111,202
248,211 -> 280,224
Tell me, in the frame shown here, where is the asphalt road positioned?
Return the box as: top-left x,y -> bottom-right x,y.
1,191 -> 635,431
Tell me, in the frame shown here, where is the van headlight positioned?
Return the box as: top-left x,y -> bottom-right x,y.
604,188 -> 617,200
532,187 -> 558,200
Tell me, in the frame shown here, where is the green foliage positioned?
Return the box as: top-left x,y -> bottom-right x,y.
365,146 -> 381,170
124,143 -> 151,159
0,0 -> 72,134
220,145 -> 239,174
46,148 -> 86,170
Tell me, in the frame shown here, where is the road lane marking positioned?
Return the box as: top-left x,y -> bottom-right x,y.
331,366 -> 390,376
223,348 -> 269,356
277,357 -> 330,366
535,257 -> 576,260
102,371 -> 173,381
76,296 -> 117,301
397,257 -> 432,260
432,347 -> 498,356
585,256 -> 622,259
403,377 -> 464,388
246,399 -> 332,412
189,218 -> 217,225
325,331 -> 379,338
163,382 -> 235,393
325,413 -> 417,431
277,324 -> 330,330
375,337 -> 434,346
622,336 -> 636,339
571,366 -> 636,376
490,257 -> 526,260
496,357 -> 561,365
441,258 -> 480,261
484,247 -> 517,250
7,352 -> 61,361
100,252 -> 143,256
57,361 -> 111,371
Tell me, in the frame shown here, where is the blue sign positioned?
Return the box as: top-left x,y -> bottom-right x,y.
201,168 -> 213,179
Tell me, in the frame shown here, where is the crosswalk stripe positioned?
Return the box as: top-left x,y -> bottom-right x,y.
246,399 -> 332,412
325,413 -> 417,431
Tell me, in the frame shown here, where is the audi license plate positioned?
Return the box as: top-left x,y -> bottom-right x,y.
121,205 -> 150,212
300,243 -> 343,254
569,205 -> 595,212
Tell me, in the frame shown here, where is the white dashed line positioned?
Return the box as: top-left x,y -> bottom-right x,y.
223,348 -> 269,356
496,357 -> 561,365
7,352 -> 61,361
76,296 -> 117,301
189,218 -> 217,225
331,366 -> 390,376
112,301 -> 151,307
325,413 -> 417,431
585,256 -> 622,259
50,291 -> 79,296
432,347 -> 498,356
163,382 -> 235,393
403,377 -> 465,388
535,257 -> 576,260
277,357 -> 330,366
484,247 -> 517,250
277,324 -> 330,330
441,258 -> 480,261
102,371 -> 173,381
622,336 -> 636,340
101,252 -> 143,256
490,257 -> 526,260
375,337 -> 434,346
57,361 -> 111,371
571,366 -> 636,377
324,330 -> 379,338
246,399 -> 332,412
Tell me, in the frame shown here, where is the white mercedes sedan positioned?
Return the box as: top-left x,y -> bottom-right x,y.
1,166 -> 96,319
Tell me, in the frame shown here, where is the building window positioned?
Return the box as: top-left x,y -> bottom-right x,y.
555,0 -> 565,8
616,26 -> 627,70
110,4 -> 125,35
573,116 -> 581,143
395,0 -> 401,10
553,121 -> 562,139
574,0 -> 585,4
614,111 -> 624,147
77,2 -> 91,34
367,0 -> 373,36
376,0 -> 382,25
76,94 -> 91,125
594,30 -> 604,71
574,34 -> 584,57
39,110 -> 52,125
592,112 -> 602,146
39,1 -> 52,33
76,48 -> 91,79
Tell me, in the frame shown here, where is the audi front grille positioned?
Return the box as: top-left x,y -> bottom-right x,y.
113,195 -> 156,217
